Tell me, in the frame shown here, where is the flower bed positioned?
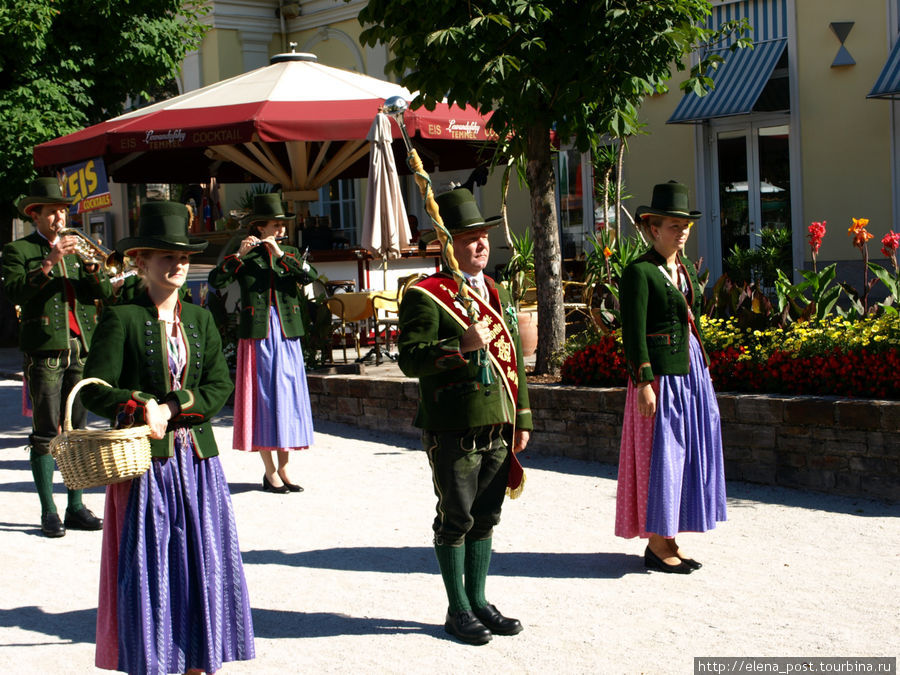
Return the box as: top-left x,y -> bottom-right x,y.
561,315 -> 900,399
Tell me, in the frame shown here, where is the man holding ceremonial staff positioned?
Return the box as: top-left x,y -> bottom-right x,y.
398,188 -> 532,645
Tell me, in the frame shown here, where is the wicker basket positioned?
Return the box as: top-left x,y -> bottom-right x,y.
49,377 -> 152,490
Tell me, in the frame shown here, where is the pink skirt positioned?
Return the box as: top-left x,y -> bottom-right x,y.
614,379 -> 658,539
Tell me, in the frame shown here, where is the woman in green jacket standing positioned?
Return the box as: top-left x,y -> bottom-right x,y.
614,182 -> 727,574
208,192 -> 317,493
82,201 -> 254,673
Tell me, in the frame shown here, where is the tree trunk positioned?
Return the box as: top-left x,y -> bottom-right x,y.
525,125 -> 564,375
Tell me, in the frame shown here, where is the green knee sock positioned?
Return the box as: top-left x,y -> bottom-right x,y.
66,488 -> 83,511
30,453 -> 57,516
464,537 -> 493,609
434,544 -> 471,613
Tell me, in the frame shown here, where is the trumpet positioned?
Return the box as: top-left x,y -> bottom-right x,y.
58,227 -> 116,268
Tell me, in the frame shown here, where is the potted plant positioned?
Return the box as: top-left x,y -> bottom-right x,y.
502,229 -> 538,357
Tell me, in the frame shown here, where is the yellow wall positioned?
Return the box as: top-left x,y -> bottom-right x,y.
200,29 -> 244,85
624,66 -> 701,259
796,0 -> 893,261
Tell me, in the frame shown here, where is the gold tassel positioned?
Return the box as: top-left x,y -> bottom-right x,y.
506,470 -> 526,500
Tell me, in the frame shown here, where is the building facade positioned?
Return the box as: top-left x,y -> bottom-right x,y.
625,0 -> 900,286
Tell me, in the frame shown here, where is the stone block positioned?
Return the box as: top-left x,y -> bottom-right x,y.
834,400 -> 883,430
750,448 -> 777,466
807,453 -> 848,470
776,466 -> 835,490
860,475 -> 900,501
849,456 -> 886,474
775,429 -> 817,453
882,404 -> 900,432
833,471 -> 861,494
776,451 -> 808,468
323,377 -> 350,397
735,395 -> 784,424
601,388 -> 628,411
740,463 -> 777,485
715,393 -> 738,421
823,438 -> 866,458
336,397 -> 362,416
783,398 -> 832,426
306,375 -> 325,393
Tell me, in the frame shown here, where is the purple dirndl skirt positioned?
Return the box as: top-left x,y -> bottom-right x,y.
233,306 -> 314,451
111,434 -> 255,674
646,334 -> 727,536
616,333 -> 727,538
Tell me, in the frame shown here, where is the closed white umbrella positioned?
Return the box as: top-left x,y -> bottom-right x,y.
362,111 -> 411,263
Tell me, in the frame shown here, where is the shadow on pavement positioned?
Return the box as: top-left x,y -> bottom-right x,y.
251,608 -> 438,639
242,546 -> 638,579
725,480 -> 899,517
0,606 -> 96,645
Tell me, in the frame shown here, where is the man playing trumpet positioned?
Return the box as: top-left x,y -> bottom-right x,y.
1,177 -> 113,537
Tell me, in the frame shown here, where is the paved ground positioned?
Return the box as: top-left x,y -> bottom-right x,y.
0,353 -> 897,673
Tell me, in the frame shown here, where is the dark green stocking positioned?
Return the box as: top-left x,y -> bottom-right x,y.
434,544 -> 470,613
30,452 -> 57,516
464,537 -> 492,609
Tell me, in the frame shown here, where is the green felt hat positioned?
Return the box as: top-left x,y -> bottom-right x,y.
116,201 -> 208,256
16,177 -> 76,218
420,188 -> 502,244
635,181 -> 702,220
245,193 -> 294,225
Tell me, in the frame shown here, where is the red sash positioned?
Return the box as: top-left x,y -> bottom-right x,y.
411,274 -> 519,406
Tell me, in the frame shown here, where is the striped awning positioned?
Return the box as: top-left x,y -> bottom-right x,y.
668,38 -> 787,124
868,39 -> 900,99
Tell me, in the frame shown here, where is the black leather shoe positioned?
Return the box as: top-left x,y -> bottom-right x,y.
280,478 -> 304,493
64,506 -> 103,531
473,603 -> 524,635
262,475 -> 290,494
41,513 -> 66,538
444,610 -> 492,645
679,556 -> 702,570
644,546 -> 693,574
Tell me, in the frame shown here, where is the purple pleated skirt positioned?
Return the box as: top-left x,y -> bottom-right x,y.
233,307 -> 314,451
615,333 -> 727,538
95,434 -> 255,673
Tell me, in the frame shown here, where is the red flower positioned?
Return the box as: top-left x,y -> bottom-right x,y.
881,230 -> 900,258
807,221 -> 826,255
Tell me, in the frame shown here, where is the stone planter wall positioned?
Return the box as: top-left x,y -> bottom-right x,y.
307,374 -> 900,502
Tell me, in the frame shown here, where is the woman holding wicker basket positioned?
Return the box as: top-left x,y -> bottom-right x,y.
81,201 -> 254,674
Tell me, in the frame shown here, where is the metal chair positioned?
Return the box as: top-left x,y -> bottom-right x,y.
369,273 -> 427,363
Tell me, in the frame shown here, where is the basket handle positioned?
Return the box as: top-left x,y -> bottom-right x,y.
63,377 -> 112,432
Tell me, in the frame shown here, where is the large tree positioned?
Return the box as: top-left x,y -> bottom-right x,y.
0,0 -> 208,244
356,0 -> 744,374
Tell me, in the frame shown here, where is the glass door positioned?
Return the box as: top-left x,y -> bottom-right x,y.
709,120 -> 792,284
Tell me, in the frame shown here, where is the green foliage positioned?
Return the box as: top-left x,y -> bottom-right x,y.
704,274 -> 785,330
722,226 -> 792,288
0,0 -> 208,231
868,262 -> 900,316
501,228 -> 535,307
583,228 -> 647,328
356,0 -> 749,157
774,264 -> 841,322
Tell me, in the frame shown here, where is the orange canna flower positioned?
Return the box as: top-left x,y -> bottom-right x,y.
603,246 -> 613,258
848,217 -> 874,249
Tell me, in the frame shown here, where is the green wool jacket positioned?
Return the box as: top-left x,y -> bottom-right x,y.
80,293 -> 233,459
207,244 -> 317,339
1,231 -> 114,352
620,248 -> 709,386
398,273 -> 532,432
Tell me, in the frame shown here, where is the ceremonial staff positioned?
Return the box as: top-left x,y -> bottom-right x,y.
383,96 -> 493,385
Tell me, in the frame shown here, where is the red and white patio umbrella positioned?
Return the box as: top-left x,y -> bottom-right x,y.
33,51 -> 496,211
